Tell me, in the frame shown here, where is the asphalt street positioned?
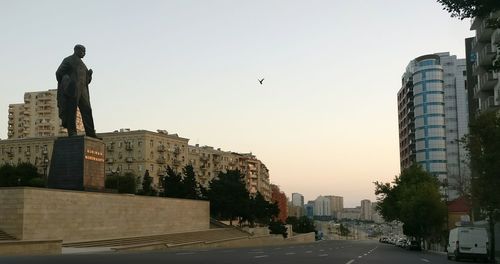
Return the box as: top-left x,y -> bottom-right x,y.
0,240 -> 464,264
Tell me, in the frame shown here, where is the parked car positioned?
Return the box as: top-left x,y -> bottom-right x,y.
407,240 -> 421,251
447,227 -> 489,262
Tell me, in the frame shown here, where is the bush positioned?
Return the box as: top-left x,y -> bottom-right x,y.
117,173 -> 137,194
105,175 -> 118,189
269,220 -> 288,238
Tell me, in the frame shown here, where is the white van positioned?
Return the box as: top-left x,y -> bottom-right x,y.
447,227 -> 489,261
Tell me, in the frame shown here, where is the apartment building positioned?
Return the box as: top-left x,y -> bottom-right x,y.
98,129 -> 190,188
0,136 -> 54,176
325,195 -> 344,219
291,193 -> 304,207
360,199 -> 372,221
0,128 -> 272,199
314,195 -> 331,217
467,11 -> 500,116
187,145 -> 271,200
7,90 -> 84,139
398,53 -> 469,200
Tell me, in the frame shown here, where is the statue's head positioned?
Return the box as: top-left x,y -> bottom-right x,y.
74,44 -> 86,58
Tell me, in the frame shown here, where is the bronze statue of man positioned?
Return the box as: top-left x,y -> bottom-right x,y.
56,44 -> 98,138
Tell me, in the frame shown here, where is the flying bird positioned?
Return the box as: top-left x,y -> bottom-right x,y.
258,78 -> 264,85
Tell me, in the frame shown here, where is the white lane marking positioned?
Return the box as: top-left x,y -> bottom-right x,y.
358,255 -> 363,258
175,252 -> 195,255
346,260 -> 355,264
421,258 -> 430,263
221,250 -> 234,253
285,252 -> 296,255
254,255 -> 268,258
274,247 -> 282,250
319,249 -> 325,252
364,253 -> 368,256
248,251 -> 265,254
319,254 -> 328,257
305,250 -> 312,254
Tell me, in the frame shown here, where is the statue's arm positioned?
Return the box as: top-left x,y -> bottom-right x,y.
55,58 -> 71,82
87,69 -> 93,84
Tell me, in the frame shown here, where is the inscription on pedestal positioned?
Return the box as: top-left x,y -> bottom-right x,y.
48,136 -> 105,191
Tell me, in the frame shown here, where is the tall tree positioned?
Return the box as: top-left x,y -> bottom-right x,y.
436,0 -> 500,19
162,166 -> 183,198
463,110 -> 500,261
138,169 -> 156,196
374,164 -> 447,246
181,165 -> 200,199
207,170 -> 250,225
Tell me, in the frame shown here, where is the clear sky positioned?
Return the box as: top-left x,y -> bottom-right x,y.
0,0 -> 473,207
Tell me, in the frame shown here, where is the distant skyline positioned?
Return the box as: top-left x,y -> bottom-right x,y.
0,0 -> 473,207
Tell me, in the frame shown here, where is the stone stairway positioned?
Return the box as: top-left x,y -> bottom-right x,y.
62,228 -> 248,248
0,230 -> 16,241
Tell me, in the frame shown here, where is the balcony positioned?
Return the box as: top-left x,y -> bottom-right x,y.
157,145 -> 166,152
482,96 -> 497,110
125,157 -> 134,163
125,143 -> 133,151
475,18 -> 495,42
106,158 -> 114,164
493,29 -> 500,45
106,145 -> 114,152
25,151 -> 30,156
478,44 -> 497,66
157,157 -> 166,164
480,71 -> 499,91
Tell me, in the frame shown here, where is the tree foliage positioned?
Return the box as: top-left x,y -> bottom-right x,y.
162,165 -> 203,199
137,169 -> 157,196
117,172 -> 137,194
0,163 -> 45,187
269,220 -> 288,238
374,164 -> 447,242
242,192 -> 280,227
207,170 -> 250,225
462,110 -> 500,261
436,0 -> 500,19
286,216 -> 316,234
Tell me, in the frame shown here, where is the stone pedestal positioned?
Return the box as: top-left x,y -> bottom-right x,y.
48,136 -> 105,191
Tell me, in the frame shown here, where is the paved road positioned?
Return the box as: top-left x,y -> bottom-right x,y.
0,240 -> 460,264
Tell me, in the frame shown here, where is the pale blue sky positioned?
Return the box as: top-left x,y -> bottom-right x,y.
0,0 -> 472,207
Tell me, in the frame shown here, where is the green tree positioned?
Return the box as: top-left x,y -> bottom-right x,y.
138,169 -> 157,196
117,172 -> 137,194
0,163 -> 45,187
436,0 -> 500,20
269,220 -> 288,238
181,165 -> 200,199
374,164 -> 447,246
286,216 -> 316,234
463,110 -> 500,261
339,223 -> 350,237
162,166 -> 183,198
207,170 -> 250,225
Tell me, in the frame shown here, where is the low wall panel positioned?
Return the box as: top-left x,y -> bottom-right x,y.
0,187 -> 209,242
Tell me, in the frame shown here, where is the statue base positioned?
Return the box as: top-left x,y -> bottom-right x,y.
48,136 -> 105,191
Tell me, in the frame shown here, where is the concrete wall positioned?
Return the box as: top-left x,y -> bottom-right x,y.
0,240 -> 61,256
0,187 -> 209,242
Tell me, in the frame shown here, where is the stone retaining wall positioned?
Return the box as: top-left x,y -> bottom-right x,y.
0,187 -> 209,242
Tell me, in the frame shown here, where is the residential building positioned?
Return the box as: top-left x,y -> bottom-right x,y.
7,90 -> 84,139
325,195 -> 343,219
398,53 -> 470,200
291,192 -> 304,207
468,11 -> 500,116
0,128 -> 272,199
360,199 -> 372,221
305,201 -> 315,219
0,136 -> 54,176
340,207 -> 361,220
314,196 -> 331,217
98,129 -> 190,189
